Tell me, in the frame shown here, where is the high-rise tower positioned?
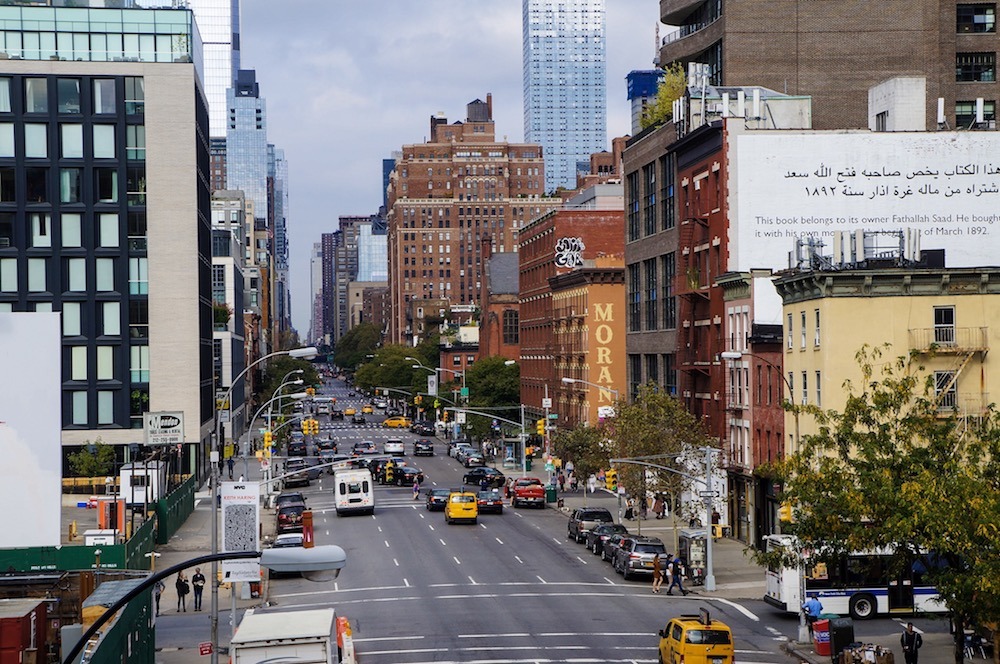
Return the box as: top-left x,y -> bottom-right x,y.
523,0 -> 607,192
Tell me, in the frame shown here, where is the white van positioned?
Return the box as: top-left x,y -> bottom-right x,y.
333,468 -> 375,516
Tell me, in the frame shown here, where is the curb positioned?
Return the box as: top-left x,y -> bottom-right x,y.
782,640 -> 826,664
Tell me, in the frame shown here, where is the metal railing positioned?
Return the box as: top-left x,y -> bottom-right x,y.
909,326 -> 989,351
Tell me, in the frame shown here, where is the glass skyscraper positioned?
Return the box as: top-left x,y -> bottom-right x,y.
522,0 -> 607,192
225,69 -> 267,224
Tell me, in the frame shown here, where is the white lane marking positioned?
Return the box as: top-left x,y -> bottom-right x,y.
709,597 -> 759,621
384,540 -> 390,548
404,578 -> 410,587
536,576 -> 547,584
453,556 -> 461,565
469,576 -> 478,585
428,524 -> 435,530
576,556 -> 588,564
479,522 -> 487,529
352,635 -> 426,642
604,577 -> 616,585
513,556 -> 524,564
495,537 -> 504,545
377,525 -> 383,532
766,627 -> 781,635
419,513 -> 426,520
894,618 -> 924,633
440,539 -> 447,546
393,558 -> 399,567
552,537 -> 562,544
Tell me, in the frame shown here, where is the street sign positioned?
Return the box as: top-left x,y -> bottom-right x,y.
547,413 -> 558,419
427,375 -> 438,397
144,411 -> 184,446
541,397 -> 552,409
699,490 -> 719,497
199,642 -> 213,656
456,412 -> 467,424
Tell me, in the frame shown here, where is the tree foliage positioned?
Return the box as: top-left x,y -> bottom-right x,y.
756,345 -> 1000,663
332,322 -> 381,370
258,356 -> 320,411
461,357 -> 521,440
68,439 -> 116,477
640,63 -> 687,130
551,425 -> 606,481
353,344 -> 422,396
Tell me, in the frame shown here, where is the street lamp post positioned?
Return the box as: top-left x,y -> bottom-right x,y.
62,546 -> 346,664
720,350 -> 807,643
210,346 -> 317,664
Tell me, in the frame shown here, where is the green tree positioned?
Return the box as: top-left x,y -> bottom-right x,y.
460,357 -> 521,440
551,425 -> 607,482
258,356 -> 320,413
332,322 -> 381,370
640,63 -> 687,130
68,439 -> 116,477
607,383 -> 716,544
756,345 -> 1000,663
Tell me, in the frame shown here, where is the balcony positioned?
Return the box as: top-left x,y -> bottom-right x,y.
909,326 -> 989,353
936,392 -> 991,416
661,0 -> 706,26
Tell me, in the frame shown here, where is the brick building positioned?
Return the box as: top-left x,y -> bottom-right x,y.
478,247 -> 521,363
385,94 -> 559,344
518,186 -> 625,418
658,0 -> 1000,130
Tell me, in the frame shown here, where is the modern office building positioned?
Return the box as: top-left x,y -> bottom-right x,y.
0,5 -> 212,475
268,144 -> 290,336
386,95 -> 559,344
523,0 -> 607,192
626,70 -> 664,134
332,215 -> 366,342
211,189 -> 247,450
356,215 -> 387,283
309,240 -> 323,343
226,69 -> 267,227
658,0 -> 1000,130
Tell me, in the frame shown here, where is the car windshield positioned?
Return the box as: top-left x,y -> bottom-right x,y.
451,495 -> 475,503
685,630 -> 732,645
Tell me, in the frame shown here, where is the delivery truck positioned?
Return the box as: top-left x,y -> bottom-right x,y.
230,608 -> 350,664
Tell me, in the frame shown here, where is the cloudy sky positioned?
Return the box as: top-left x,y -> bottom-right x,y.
239,1 -> 662,333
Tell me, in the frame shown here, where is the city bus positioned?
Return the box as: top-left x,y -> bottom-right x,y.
763,534 -> 948,620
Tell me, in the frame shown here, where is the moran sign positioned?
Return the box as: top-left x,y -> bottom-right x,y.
592,302 -> 617,403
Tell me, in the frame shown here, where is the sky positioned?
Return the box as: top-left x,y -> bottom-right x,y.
239,1 -> 662,334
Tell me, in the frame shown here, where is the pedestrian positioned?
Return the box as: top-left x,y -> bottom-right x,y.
900,622 -> 922,664
557,472 -> 566,493
587,474 -> 597,494
154,579 -> 164,616
568,471 -> 578,492
175,571 -> 190,612
624,498 -> 635,520
565,459 -> 574,477
802,595 -> 823,634
412,479 -> 421,500
226,456 -> 235,480
191,567 -> 206,611
652,554 -> 663,593
666,556 -> 689,595
653,495 -> 665,520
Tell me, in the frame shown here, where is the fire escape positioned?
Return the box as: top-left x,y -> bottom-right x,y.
909,323 -> 990,431
675,213 -> 716,425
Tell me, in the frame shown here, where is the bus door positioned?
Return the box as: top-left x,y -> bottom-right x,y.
888,571 -> 914,612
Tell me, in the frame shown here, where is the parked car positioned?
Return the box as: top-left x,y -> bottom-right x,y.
272,532 -> 304,548
585,523 -> 629,556
425,488 -> 450,511
463,452 -> 486,468
612,535 -> 667,580
567,507 -> 614,543
414,439 -> 434,456
276,502 -> 306,533
453,444 -> 475,463
463,466 -> 505,488
282,458 -> 312,488
275,492 -> 306,509
601,532 -> 631,562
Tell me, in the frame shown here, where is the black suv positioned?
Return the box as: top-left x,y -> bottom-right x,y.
567,507 -> 614,543
330,408 -> 344,420
585,523 -> 629,555
414,439 -> 434,456
612,535 -> 667,580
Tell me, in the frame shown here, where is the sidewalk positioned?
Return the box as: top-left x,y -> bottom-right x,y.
784,630 -> 961,664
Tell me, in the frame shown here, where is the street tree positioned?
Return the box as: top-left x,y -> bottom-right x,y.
459,356 -> 520,440
551,424 -> 607,483
606,382 -> 716,548
756,345 -> 1000,664
68,439 -> 116,477
332,322 -> 381,370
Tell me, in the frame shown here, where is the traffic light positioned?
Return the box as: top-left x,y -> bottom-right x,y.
306,387 -> 316,396
536,419 -> 545,436
312,419 -> 320,434
442,411 -> 449,422
415,395 -> 422,405
301,419 -> 309,434
264,430 -> 273,448
778,503 -> 794,523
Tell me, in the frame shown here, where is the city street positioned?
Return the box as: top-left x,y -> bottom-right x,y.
152,376 -> 957,664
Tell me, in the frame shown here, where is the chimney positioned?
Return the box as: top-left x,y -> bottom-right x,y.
486,93 -> 493,120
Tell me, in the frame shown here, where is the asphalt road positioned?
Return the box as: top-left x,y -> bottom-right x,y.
158,375 -> 954,664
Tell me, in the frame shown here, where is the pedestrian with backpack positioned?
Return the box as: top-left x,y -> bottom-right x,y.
666,556 -> 689,595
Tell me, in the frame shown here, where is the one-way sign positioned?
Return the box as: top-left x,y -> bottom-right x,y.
698,490 -> 719,498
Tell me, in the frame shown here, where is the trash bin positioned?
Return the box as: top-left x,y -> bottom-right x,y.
829,617 -> 855,661
545,486 -> 558,503
525,457 -> 532,471
813,619 -> 832,657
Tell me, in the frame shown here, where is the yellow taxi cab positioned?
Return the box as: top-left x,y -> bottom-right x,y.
362,404 -> 374,414
444,489 -> 478,524
383,416 -> 412,428
344,407 -> 357,416
658,610 -> 734,664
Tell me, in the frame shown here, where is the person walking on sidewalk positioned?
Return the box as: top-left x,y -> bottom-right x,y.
651,554 -> 664,593
175,571 -> 190,612
666,556 -> 689,595
154,580 -> 164,616
901,622 -> 923,664
191,567 -> 206,611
